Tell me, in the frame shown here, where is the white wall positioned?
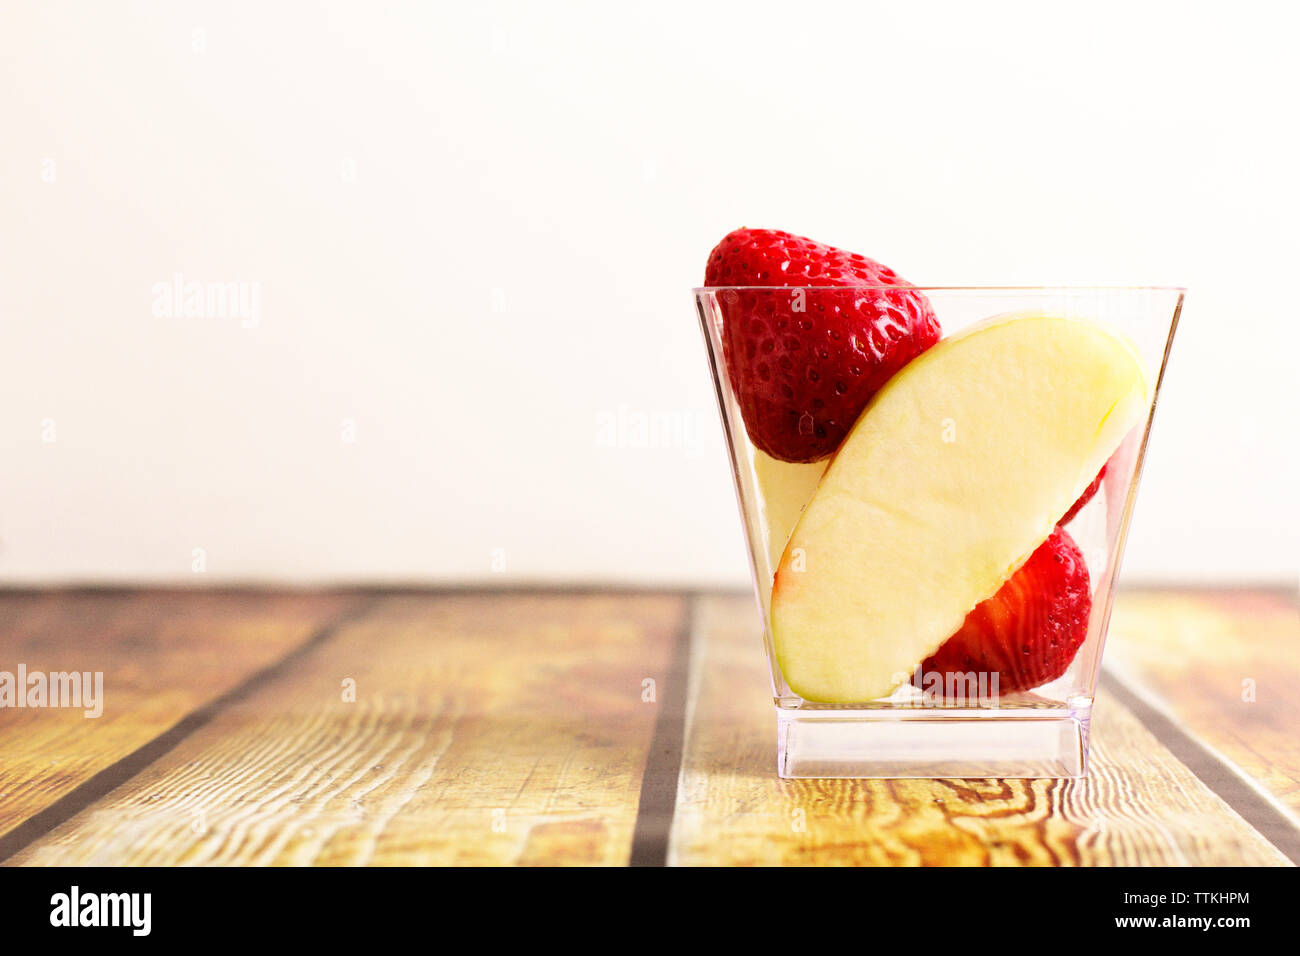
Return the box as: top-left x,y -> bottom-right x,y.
1,0 -> 1296,586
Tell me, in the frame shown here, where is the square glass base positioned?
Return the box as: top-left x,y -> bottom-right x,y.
776,706 -> 1090,779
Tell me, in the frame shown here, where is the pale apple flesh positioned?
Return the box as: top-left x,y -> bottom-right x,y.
769,313 -> 1150,703
738,449 -> 827,621
751,450 -> 828,580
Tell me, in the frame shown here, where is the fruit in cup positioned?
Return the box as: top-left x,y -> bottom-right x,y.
705,228 -> 941,463
752,435 -> 1105,694
769,312 -> 1148,702
916,526 -> 1091,697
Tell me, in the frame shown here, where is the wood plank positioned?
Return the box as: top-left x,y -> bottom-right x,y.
1104,589 -> 1300,816
4,593 -> 684,866
668,593 -> 1292,866
0,590 -> 362,847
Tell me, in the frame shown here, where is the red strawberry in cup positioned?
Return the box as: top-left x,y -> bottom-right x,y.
916,526 -> 1091,698
704,228 -> 941,463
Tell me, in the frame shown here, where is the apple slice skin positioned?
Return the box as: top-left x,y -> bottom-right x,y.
770,313 -> 1149,704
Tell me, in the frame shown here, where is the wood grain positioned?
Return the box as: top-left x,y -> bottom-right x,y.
0,590 -> 361,844
1104,588 -> 1300,816
5,593 -> 684,866
668,593 -> 1292,866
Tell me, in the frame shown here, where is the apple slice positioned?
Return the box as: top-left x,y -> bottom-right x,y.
770,313 -> 1149,703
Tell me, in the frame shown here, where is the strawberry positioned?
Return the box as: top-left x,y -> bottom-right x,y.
704,228 -> 941,462
1061,461 -> 1108,524
915,526 -> 1091,697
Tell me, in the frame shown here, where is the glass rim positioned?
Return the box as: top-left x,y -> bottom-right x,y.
694,284 -> 1187,293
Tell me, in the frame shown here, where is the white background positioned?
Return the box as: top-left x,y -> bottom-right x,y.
1,0 -> 1296,586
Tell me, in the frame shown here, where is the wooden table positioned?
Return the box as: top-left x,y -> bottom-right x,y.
0,588 -> 1295,866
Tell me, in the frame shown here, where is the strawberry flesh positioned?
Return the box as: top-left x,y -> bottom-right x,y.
705,228 -> 941,462
915,526 -> 1091,697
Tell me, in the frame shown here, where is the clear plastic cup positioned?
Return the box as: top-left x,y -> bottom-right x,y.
695,286 -> 1183,778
